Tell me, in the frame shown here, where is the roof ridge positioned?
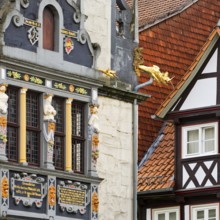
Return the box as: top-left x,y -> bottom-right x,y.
139,0 -> 199,32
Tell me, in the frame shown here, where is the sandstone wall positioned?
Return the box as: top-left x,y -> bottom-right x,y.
97,96 -> 134,220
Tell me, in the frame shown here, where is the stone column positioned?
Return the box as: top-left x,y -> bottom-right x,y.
65,98 -> 73,172
19,88 -> 28,165
0,84 -> 8,161
43,94 -> 56,169
88,104 -> 100,176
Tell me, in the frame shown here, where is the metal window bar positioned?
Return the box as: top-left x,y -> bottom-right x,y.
26,91 -> 40,166
6,87 -> 19,162
72,101 -> 85,173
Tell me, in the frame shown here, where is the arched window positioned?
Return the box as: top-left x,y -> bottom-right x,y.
43,6 -> 55,51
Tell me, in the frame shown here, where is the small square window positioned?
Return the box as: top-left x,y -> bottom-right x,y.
182,122 -> 218,158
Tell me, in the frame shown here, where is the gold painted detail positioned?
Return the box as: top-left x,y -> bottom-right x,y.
0,116 -> 7,143
75,87 -> 87,95
2,176 -> 9,199
48,185 -> 56,206
54,82 -> 66,90
61,29 -> 77,38
30,76 -> 43,85
133,47 -> 144,77
48,122 -> 55,133
24,18 -> 41,27
92,192 -> 99,213
97,69 -> 117,78
7,70 -> 21,79
92,135 -> 99,161
23,74 -> 30,81
138,65 -> 172,85
69,85 -> 75,92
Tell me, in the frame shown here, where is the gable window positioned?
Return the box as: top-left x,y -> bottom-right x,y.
192,204 -> 218,220
152,207 -> 180,220
182,122 -> 218,158
7,87 -> 19,162
72,101 -> 85,173
26,91 -> 41,166
53,96 -> 65,170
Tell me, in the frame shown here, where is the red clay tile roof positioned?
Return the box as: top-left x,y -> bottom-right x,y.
155,27 -> 220,118
138,0 -> 220,162
138,122 -> 175,192
126,0 -> 197,29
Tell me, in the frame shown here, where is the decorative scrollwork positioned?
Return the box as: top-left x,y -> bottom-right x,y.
20,0 -> 30,9
66,0 -> 81,23
77,29 -> 87,44
12,15 -> 24,27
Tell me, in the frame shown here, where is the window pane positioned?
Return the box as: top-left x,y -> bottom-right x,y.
197,210 -> 204,220
187,142 -> 199,154
188,129 -> 199,142
26,131 -> 39,166
7,127 -> 17,162
158,213 -> 165,220
54,136 -> 64,170
209,209 -> 216,220
204,127 -> 215,153
53,97 -> 64,132
169,212 -> 176,220
72,140 -> 84,173
7,88 -> 17,123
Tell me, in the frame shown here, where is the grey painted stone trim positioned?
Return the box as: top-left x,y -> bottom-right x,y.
0,58 -> 103,88
99,85 -> 150,104
0,162 -> 103,184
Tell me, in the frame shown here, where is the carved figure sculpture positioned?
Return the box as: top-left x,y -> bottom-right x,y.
0,85 -> 8,115
88,106 -> 100,134
43,94 -> 56,121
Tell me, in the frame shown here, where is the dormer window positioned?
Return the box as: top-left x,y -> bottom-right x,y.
182,122 -> 218,158
43,6 -> 59,51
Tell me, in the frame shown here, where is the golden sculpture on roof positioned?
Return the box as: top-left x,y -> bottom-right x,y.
138,65 -> 172,85
97,69 -> 118,78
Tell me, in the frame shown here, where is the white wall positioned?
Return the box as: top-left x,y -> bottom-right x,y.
97,96 -> 134,220
83,0 -> 111,69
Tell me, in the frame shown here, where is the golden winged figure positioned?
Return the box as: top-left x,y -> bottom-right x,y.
97,69 -> 118,78
138,65 -> 172,85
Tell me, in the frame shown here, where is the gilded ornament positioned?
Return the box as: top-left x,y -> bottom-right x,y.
7,71 -> 21,79
48,185 -> 56,206
48,122 -> 56,132
23,74 -> 30,81
0,117 -> 7,128
133,47 -> 144,77
92,135 -> 99,146
75,87 -> 87,95
92,192 -> 99,213
138,65 -> 172,85
69,84 -> 75,92
97,69 -> 118,78
30,76 -> 43,85
1,176 -> 9,199
54,82 -> 66,90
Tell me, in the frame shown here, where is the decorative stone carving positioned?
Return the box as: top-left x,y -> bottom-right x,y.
12,14 -> 24,27
11,173 -> 47,208
0,170 -> 9,218
89,104 -> 100,167
91,184 -> 99,220
57,180 -> 90,215
66,0 -> 81,23
43,94 -> 56,121
0,84 -> 8,115
88,105 -> 100,134
28,26 -> 39,45
20,0 -> 30,9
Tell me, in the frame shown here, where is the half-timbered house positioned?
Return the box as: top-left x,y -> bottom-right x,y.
138,17 -> 220,220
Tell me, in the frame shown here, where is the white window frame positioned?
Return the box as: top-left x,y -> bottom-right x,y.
191,203 -> 219,220
182,122 -> 218,158
152,207 -> 180,220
